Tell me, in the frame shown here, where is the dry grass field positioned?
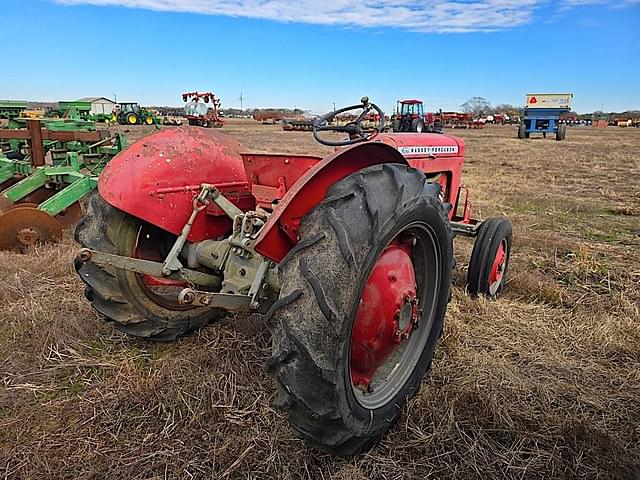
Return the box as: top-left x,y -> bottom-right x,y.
1,120 -> 639,479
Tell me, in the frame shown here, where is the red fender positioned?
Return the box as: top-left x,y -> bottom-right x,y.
254,141 -> 408,262
98,128 -> 254,242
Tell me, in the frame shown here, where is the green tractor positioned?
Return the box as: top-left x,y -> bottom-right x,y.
116,102 -> 158,126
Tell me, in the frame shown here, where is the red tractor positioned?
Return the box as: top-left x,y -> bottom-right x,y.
182,91 -> 223,128
75,97 -> 512,456
392,99 -> 441,133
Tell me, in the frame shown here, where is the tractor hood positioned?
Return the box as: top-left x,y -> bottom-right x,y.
378,133 -> 465,159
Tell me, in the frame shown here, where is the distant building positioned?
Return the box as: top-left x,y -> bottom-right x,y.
76,97 -> 117,115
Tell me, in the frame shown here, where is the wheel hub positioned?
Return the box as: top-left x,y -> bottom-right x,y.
16,227 -> 40,246
350,242 -> 419,390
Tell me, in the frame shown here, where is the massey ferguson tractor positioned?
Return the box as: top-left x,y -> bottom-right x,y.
75,97 -> 512,456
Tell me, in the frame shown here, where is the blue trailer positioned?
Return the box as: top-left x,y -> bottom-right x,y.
517,93 -> 573,141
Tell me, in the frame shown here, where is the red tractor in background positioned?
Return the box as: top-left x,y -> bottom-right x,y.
182,91 -> 223,128
75,97 -> 512,456
392,99 -> 442,133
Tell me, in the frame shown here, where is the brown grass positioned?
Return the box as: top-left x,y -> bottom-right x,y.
1,121 -> 639,479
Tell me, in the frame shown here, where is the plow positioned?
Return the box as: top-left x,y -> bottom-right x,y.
0,119 -> 125,250
73,97 -> 513,456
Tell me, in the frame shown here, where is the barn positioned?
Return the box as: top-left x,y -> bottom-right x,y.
76,97 -> 117,115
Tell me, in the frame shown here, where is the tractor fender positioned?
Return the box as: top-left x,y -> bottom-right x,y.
98,128 -> 253,242
255,141 -> 408,262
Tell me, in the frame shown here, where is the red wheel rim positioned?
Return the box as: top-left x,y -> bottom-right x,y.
348,222 -> 441,409
350,240 -> 418,390
488,240 -> 507,295
133,225 -> 189,309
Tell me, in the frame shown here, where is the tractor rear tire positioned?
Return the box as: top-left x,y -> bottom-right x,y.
467,217 -> 512,298
265,164 -> 453,456
75,192 -> 221,341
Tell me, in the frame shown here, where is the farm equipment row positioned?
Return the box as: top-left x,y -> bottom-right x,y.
0,119 -> 125,250
73,97 -> 512,456
390,100 -> 492,133
279,100 -> 486,134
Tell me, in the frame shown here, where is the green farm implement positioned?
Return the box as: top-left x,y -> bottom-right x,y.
0,100 -> 28,119
47,101 -> 113,123
0,119 -> 126,250
1,116 -> 97,159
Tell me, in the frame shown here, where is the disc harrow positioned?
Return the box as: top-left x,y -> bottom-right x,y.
0,119 -> 126,251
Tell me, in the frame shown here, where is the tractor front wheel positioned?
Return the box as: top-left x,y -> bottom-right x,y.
266,164 -> 453,455
75,193 -> 221,341
127,113 -> 139,125
467,217 -> 512,298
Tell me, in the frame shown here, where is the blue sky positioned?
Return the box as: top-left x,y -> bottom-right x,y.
1,0 -> 638,113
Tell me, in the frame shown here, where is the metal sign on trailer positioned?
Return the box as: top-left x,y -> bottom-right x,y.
525,93 -> 573,110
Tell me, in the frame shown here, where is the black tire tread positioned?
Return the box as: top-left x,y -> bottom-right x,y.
75,192 -> 217,341
467,217 -> 512,297
265,164 -> 451,455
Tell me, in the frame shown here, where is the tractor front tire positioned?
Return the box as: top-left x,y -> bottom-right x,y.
467,217 -> 512,298
266,164 -> 453,456
75,192 -> 220,341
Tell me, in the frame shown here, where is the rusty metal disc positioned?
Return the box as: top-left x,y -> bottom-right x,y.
0,206 -> 62,251
55,201 -> 83,229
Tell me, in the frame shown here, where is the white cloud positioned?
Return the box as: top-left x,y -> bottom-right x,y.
52,0 -> 544,33
51,0 -> 639,32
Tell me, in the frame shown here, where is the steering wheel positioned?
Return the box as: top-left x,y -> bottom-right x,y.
313,97 -> 385,147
